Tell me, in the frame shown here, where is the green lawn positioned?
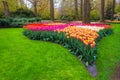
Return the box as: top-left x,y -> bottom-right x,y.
0,24 -> 120,80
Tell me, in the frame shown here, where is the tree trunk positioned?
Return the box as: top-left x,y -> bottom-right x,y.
75,0 -> 78,20
100,0 -> 105,22
50,0 -> 54,21
33,1 -> 37,16
2,1 -> 10,17
80,0 -> 83,20
111,0 -> 115,20
83,0 -> 90,23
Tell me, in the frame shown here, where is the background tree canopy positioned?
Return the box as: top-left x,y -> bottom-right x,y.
0,0 -> 120,22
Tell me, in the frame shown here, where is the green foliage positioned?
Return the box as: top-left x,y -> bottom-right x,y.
115,5 -> 120,13
41,16 -> 51,20
11,8 -> 36,18
90,10 -> 100,21
60,15 -> 75,21
0,11 -> 4,18
40,12 -> 51,20
0,18 -> 11,28
11,17 -> 41,27
96,28 -> 113,42
0,17 -> 41,28
105,3 -> 112,19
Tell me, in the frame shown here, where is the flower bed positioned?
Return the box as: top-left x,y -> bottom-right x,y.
24,23 -> 68,31
23,22 -> 113,65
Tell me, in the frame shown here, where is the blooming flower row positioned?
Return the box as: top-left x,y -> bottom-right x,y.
23,23 -> 68,31
23,22 -> 111,31
23,22 -> 111,47
56,26 -> 99,47
69,23 -> 111,31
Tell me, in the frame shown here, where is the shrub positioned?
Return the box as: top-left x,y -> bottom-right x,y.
0,18 -> 11,28
0,12 -> 4,18
11,8 -> 36,18
115,5 -> 120,13
11,17 -> 42,27
90,10 -> 100,21
0,17 -> 42,28
60,15 -> 75,21
105,2 -> 113,19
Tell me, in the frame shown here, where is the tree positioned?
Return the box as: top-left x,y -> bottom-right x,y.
105,0 -> 113,19
33,1 -> 37,15
111,0 -> 116,20
74,0 -> 78,20
37,0 -> 50,19
27,0 -> 38,15
83,0 -> 90,23
2,1 -> 10,17
100,0 -> 105,22
18,0 -> 27,9
115,2 -> 120,13
59,0 -> 75,20
80,0 -> 83,20
50,0 -> 54,21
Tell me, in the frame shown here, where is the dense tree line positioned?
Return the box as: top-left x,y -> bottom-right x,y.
0,0 -> 119,23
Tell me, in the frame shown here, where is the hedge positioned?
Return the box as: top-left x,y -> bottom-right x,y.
0,17 -> 42,28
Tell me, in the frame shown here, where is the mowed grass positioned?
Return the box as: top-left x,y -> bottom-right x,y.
0,24 -> 120,80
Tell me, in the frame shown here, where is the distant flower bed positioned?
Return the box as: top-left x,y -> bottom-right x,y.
105,20 -> 120,24
23,22 -> 112,65
24,22 -> 111,31
23,23 -> 68,31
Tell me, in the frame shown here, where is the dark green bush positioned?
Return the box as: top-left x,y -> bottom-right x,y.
0,17 -> 42,28
0,18 -> 11,28
11,8 -> 36,18
60,15 -> 75,21
0,12 -> 4,18
90,10 -> 100,21
11,18 -> 41,27
105,2 -> 113,20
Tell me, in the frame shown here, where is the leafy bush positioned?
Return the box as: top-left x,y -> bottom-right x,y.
11,8 -> 36,18
23,28 -> 113,65
0,12 -> 4,18
11,17 -> 41,27
0,18 -> 11,28
105,3 -> 113,19
115,5 -> 120,13
90,10 -> 100,21
0,17 -> 41,28
60,15 -> 75,21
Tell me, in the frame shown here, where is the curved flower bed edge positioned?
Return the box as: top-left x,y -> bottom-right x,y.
23,28 -> 113,66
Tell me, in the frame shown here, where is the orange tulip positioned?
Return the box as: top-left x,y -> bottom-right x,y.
57,26 -> 98,47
